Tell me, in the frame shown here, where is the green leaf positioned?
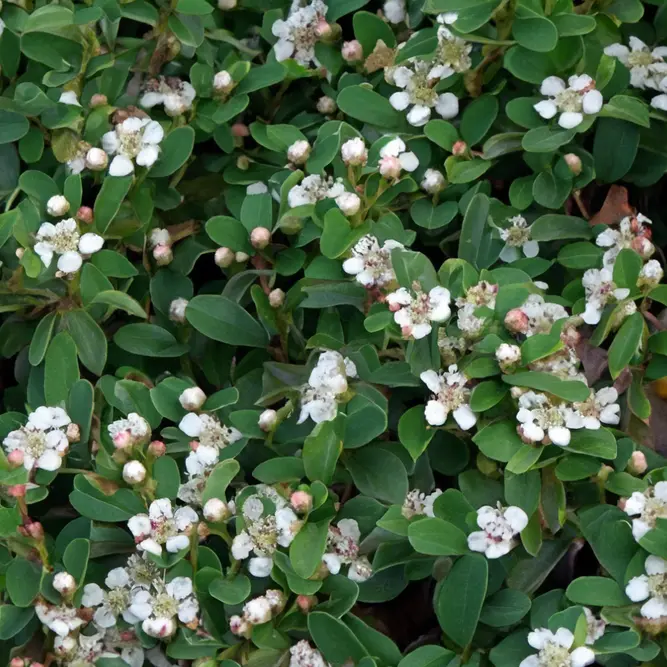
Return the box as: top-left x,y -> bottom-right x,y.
460,95 -> 499,145
175,0 -> 213,14
94,176 -> 132,234
63,310 -> 108,375
153,456 -> 181,499
502,371 -> 590,402
186,295 -> 268,347
459,193 -> 491,270
424,119 -> 458,151
557,242 -> 603,269
473,420 -> 523,463
530,215 -> 591,241
398,646 -> 455,667
480,589 -> 531,627
44,331 -> 80,405
63,538 -> 90,584
150,127 -> 195,178
0,110 -> 30,144
6,558 -> 42,607
567,429 -> 617,459
410,199 -> 458,230
303,420 -> 341,485
253,457 -> 304,484
337,86 -> 406,130
435,554 -> 488,648
398,405 -> 435,461
608,311 -> 644,379
321,208 -> 369,259
308,612 -> 370,665
202,459 -> 240,505
290,521 -> 330,578
345,446 -> 408,505
113,324 -> 188,357
512,16 -> 558,52
594,118 -> 639,183
90,290 -> 146,318
469,380 -> 508,412
521,126 -> 575,152
29,311 -> 57,366
599,94 -> 650,128
0,606 -> 34,640
209,574 -> 251,605
566,577 -> 629,606
408,518 -> 468,556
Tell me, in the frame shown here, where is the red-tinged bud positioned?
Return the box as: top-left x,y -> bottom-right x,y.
113,430 -> 132,450
628,451 -> 648,475
90,94 -> 108,108
76,206 -> 94,224
296,595 -> 317,612
314,18 -> 331,38
189,440 -> 199,451
7,449 -> 24,467
250,227 -> 271,250
564,153 -> 582,176
452,141 -> 467,156
27,522 -> 44,540
232,123 -> 249,137
148,440 -> 166,457
7,484 -> 26,498
504,308 -> 529,334
342,40 -> 363,62
290,490 -> 313,514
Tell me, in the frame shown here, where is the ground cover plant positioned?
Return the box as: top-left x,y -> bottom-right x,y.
4,0 -> 667,666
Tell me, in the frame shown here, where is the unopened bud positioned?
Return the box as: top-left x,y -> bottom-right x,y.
7,484 -> 26,497
452,140 -> 467,156
15,248 -> 24,259
213,70 -> 234,93
218,0 -> 237,7
7,449 -> 24,467
379,155 -> 401,180
46,195 -> 70,217
316,96 -> 337,115
179,386 -> 207,411
314,18 -> 331,38
203,498 -> 231,522
279,216 -> 303,235
421,168 -> 445,194
26,521 -> 44,540
258,409 -> 278,432
269,288 -> 285,308
153,243 -> 173,266
342,40 -> 363,62
628,450 -> 648,476
86,147 -> 108,171
76,206 -> 94,224
122,460 -> 147,485
250,227 -> 271,250
235,251 -> 249,263
10,658 -> 25,667
169,297 -> 189,324
113,430 -> 132,450
564,153 -> 582,176
232,123 -> 249,137
341,138 -> 367,166
287,140 -> 311,165
632,235 -> 655,259
215,247 -> 235,268
504,308 -> 529,334
296,595 -> 317,612
66,423 -> 80,443
148,440 -> 166,457
236,155 -> 250,170
53,571 -> 77,595
290,490 -> 313,514
90,93 -> 108,108
336,192 -> 361,217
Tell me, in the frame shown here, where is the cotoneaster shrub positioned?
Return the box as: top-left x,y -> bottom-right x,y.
3,0 -> 667,666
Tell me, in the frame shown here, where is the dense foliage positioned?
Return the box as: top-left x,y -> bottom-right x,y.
5,0 -> 667,666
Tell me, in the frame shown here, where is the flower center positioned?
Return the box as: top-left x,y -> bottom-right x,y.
648,573 -> 667,598
539,642 -> 571,667
247,516 -> 278,555
152,592 -> 178,619
438,39 -> 471,72
107,588 -> 130,614
642,496 -> 667,528
23,429 -> 47,458
628,51 -> 655,68
150,517 -> 178,544
409,70 -> 438,107
555,88 -> 583,113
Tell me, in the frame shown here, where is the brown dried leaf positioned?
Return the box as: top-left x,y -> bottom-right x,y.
589,185 -> 634,227
575,337 -> 609,386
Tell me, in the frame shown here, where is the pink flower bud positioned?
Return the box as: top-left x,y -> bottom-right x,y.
452,140 -> 468,156
296,595 -> 317,612
342,40 -> 363,62
232,123 -> 249,137
7,449 -> 24,467
504,308 -> 529,334
113,430 -> 132,450
291,491 -> 313,514
76,206 -> 94,224
632,236 -> 654,258
564,153 -> 582,176
215,247 -> 235,268
26,522 -> 44,540
314,18 -> 331,37
11,658 -> 25,667
628,450 -> 648,475
7,484 -> 26,498
401,325 -> 412,337
153,243 -> 173,266
90,94 -> 108,108
189,440 -> 200,451
148,440 -> 166,457
250,227 -> 271,250
378,155 -> 401,180
388,301 -> 401,312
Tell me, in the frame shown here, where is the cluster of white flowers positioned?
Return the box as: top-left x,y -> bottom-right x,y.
108,412 -> 151,450
36,603 -> 86,637
378,137 -> 420,179
53,628 -> 143,667
572,387 -> 621,430
229,589 -> 286,637
139,76 -> 196,116
467,504 -> 528,559
505,294 -> 569,337
529,346 -> 585,383
34,218 -> 104,275
604,37 -> 667,110
287,174 -> 345,209
289,640 -> 330,667
624,481 -> 667,541
3,406 -> 72,471
342,235 -> 403,288
596,213 -> 654,269
581,268 -> 630,325
626,554 -> 667,618
455,281 -> 498,339
232,485 -> 302,577
401,488 -> 442,519
515,391 -> 580,447
420,365 -> 477,430
498,215 -> 539,262
271,0 -> 328,67
387,284 -> 451,339
298,350 -> 357,424
519,627 -> 595,667
102,117 -> 164,177
322,519 -> 372,582
534,74 -> 603,129
128,498 -> 198,556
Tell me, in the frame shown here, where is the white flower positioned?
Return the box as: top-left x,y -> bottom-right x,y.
150,228 -> 171,248
178,413 -> 242,450
323,519 -> 370,581
519,627 -> 595,667
581,268 -> 630,325
34,218 -> 103,274
287,174 -> 345,209
534,74 -> 603,128
513,294 -> 569,337
388,60 -> 460,126
624,481 -> 667,541
583,607 -> 606,644
179,387 -> 207,411
468,504 -> 528,559
421,168 -> 445,194
455,281 -> 498,340
82,567 -> 137,628
402,489 -> 443,519
516,391 -> 581,447
379,136 -> 420,175
140,577 -> 199,638
596,213 -> 654,269
342,235 -> 403,288
35,603 -> 85,637
243,597 -> 273,625
341,138 -> 367,166
420,365 -> 477,430
638,259 -> 664,289
140,77 -> 196,117
496,343 -> 522,370
271,0 -> 328,67
626,554 -> 667,618
297,386 -> 338,424
128,499 -> 198,556
604,36 -> 667,91
287,139 -> 311,165
123,460 -> 147,485
348,556 -> 373,582
103,116 -> 164,176
46,195 -> 70,217
53,572 -> 77,595
336,192 -> 361,217
213,70 -> 233,92
59,91 -> 81,106
571,386 -> 620,430
108,412 -> 150,449
498,215 -> 539,262
3,407 -> 71,471
387,285 -> 451,340
169,297 -> 188,323
435,24 -> 472,74
289,641 -> 329,667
